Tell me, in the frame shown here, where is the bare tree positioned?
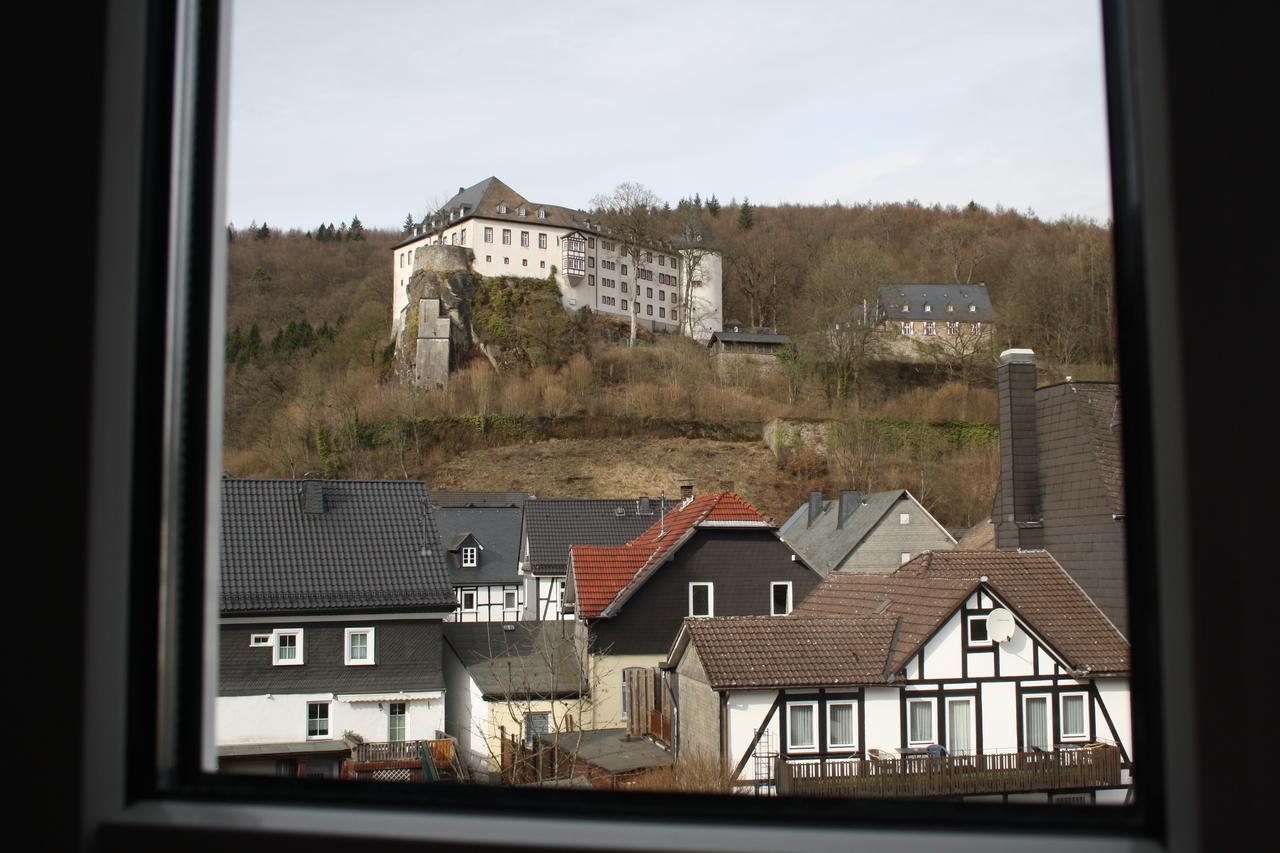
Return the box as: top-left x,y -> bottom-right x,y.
591,182 -> 664,347
673,214 -> 714,338
927,219 -> 987,284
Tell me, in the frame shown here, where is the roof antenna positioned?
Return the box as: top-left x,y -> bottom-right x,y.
659,492 -> 665,537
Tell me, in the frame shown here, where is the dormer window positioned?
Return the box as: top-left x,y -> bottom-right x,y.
969,304 -> 976,312
517,205 -> 526,216
497,203 -> 508,214
537,208 -> 547,219
924,303 -> 932,312
947,304 -> 955,312
901,304 -> 909,312
462,546 -> 478,567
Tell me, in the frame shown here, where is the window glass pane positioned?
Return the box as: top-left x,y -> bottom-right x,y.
829,704 -> 855,747
948,700 -> 973,754
1026,698 -> 1050,750
389,702 -> 406,741
909,701 -> 933,743
1062,695 -> 1086,737
789,705 -> 814,748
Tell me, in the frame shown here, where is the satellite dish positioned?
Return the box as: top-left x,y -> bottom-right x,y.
987,608 -> 1015,642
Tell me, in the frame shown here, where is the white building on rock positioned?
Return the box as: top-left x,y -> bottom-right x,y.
392,177 -> 723,341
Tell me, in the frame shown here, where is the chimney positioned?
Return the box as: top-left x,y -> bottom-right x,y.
637,497 -> 651,515
837,490 -> 861,529
458,186 -> 465,194
679,483 -> 694,500
300,480 -> 325,514
995,349 -> 1043,549
807,490 -> 824,528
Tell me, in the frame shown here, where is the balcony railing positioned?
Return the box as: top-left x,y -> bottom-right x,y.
774,744 -> 1122,799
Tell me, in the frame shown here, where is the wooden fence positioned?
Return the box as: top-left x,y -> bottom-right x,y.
498,727 -> 577,785
625,667 -> 673,745
344,737 -> 459,782
775,744 -> 1122,799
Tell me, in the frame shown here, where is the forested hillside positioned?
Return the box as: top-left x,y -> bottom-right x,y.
221,200 -> 1115,527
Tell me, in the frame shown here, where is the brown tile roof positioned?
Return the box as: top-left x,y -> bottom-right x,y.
571,492 -> 769,618
683,615 -> 897,690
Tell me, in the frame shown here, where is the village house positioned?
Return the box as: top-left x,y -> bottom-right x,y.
518,496 -> 680,621
706,328 -> 793,379
993,348 -> 1127,634
566,491 -> 824,731
779,489 -> 956,573
216,479 -> 457,778
430,491 -> 531,623
875,283 -> 996,362
658,550 -> 1131,803
391,177 -> 724,341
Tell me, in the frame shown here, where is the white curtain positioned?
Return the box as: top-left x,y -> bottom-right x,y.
789,705 -> 815,749
1025,697 -> 1050,750
1062,695 -> 1085,737
829,704 -> 855,747
909,701 -> 933,743
948,700 -> 973,754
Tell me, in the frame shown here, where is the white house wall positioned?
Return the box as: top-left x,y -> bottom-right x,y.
980,681 -> 1018,752
217,692 -> 443,746
443,643 -> 489,768
531,576 -> 571,621
920,611 -> 964,680
725,689 -> 780,781
863,686 -> 902,755
1095,678 -> 1133,761
451,583 -> 523,623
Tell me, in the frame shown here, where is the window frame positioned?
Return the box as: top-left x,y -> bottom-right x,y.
1060,692 -> 1089,742
967,615 -> 992,647
272,629 -> 303,666
826,701 -> 858,752
343,627 -> 375,666
388,701 -> 407,742
770,581 -> 793,616
688,582 -> 714,617
907,697 -> 937,747
77,1 -> 1207,849
785,701 -> 819,753
306,701 -> 330,739
461,546 -> 478,568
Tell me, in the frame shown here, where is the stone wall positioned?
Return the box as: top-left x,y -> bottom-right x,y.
394,245 -> 480,389
762,418 -> 833,460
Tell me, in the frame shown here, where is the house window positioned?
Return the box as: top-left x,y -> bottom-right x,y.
828,701 -> 857,750
621,300 -> 628,311
1060,693 -> 1088,740
460,590 -> 476,611
538,233 -> 547,248
344,627 -> 375,665
968,615 -> 991,645
621,264 -> 628,276
497,203 -> 507,214
689,582 -> 714,617
522,259 -> 528,267
786,702 -> 818,752
771,582 -> 793,616
462,546 -> 478,567
249,633 -> 272,647
659,290 -> 665,301
484,227 -> 493,243
946,697 -> 975,755
907,698 -> 936,746
460,228 -> 466,244
646,287 -> 653,298
672,310 -> 678,322
502,229 -> 511,245
925,321 -> 936,335
646,304 -> 653,316
273,629 -> 303,666
948,321 -> 960,335
520,230 -> 529,247
924,303 -> 932,312
969,304 -> 977,312
659,307 -> 666,318
900,552 -> 911,564
587,237 -> 595,248
1024,696 -> 1051,751
524,711 -> 550,746
306,702 -> 329,739
899,512 -> 910,525
588,274 -> 595,286
388,702 -> 406,742
540,261 -> 545,269
485,255 -> 491,263
504,589 -> 518,610
900,322 -> 913,335
588,256 -> 595,267
503,257 -> 509,265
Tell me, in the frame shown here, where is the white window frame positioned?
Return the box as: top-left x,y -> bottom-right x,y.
907,697 -> 937,747
900,552 -> 912,564
826,701 -> 858,751
306,701 -> 330,739
900,321 -> 913,336
503,589 -> 518,611
786,701 -> 819,753
967,615 -> 992,646
944,696 -> 976,755
461,546 -> 478,568
770,581 -> 793,616
1059,692 -> 1089,741
388,701 -> 408,742
1022,694 -> 1053,751
460,589 -> 477,612
688,582 -> 714,617
524,711 -> 550,746
273,629 -> 304,666
344,627 -> 375,666
899,512 -> 910,525
249,633 -> 272,647
483,226 -> 493,243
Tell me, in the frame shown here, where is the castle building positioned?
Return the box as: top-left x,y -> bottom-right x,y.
391,177 -> 723,342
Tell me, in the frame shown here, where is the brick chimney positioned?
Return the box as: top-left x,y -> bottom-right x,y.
807,490 -> 824,528
679,483 -> 694,500
995,349 -> 1043,549
837,490 -> 861,529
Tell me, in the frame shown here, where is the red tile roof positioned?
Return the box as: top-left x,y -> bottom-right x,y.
570,492 -> 769,618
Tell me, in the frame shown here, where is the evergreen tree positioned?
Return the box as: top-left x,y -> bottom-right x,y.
250,264 -> 271,284
403,212 -> 414,234
737,198 -> 754,231
347,214 -> 365,241
255,221 -> 270,241
707,195 -> 721,217
693,192 -> 702,209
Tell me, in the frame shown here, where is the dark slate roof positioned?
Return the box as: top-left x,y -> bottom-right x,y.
537,728 -> 673,773
219,619 -> 446,696
429,490 -> 532,508
1058,383 -> 1125,514
779,490 -> 924,572
523,497 -> 679,575
444,621 -> 586,700
433,505 -> 524,584
877,283 -> 996,322
220,479 -> 455,614
707,330 -> 793,346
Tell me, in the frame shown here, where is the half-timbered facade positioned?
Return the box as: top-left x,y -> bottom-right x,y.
431,492 -> 528,623
661,550 -> 1132,802
567,491 -> 823,730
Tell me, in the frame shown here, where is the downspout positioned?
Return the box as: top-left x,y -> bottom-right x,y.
662,670 -> 679,759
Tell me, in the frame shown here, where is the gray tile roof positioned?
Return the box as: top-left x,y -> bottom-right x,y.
877,283 -> 996,322
538,728 -> 673,773
779,490 -> 934,572
523,497 -> 679,575
707,330 -> 793,346
220,479 -> 455,614
433,505 -> 524,584
444,621 -> 586,700
429,490 -> 532,508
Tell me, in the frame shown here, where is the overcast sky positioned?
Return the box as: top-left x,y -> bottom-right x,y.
226,0 -> 1112,230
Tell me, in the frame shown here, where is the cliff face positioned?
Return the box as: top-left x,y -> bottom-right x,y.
395,245 -> 481,387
